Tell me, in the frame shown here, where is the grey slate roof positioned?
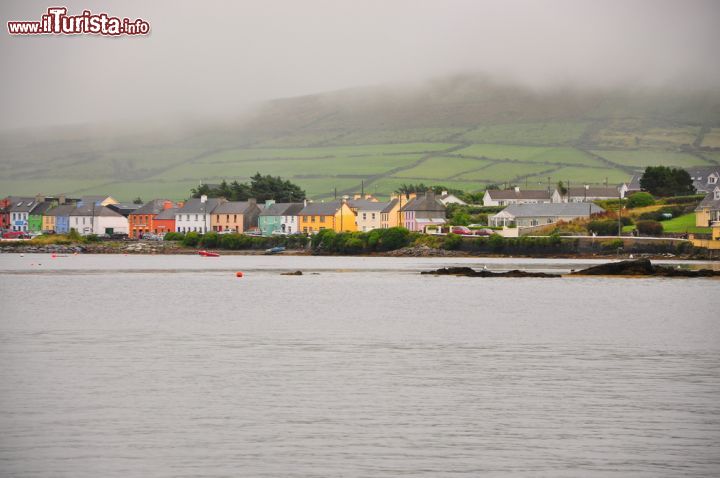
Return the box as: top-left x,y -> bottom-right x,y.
70,204 -> 124,217
155,207 -> 179,220
348,199 -> 388,211
685,167 -> 720,193
401,193 -> 446,212
298,201 -> 343,216
45,204 -> 76,217
485,189 -> 554,200
29,201 -> 54,215
131,199 -> 172,215
695,188 -> 720,211
8,197 -> 39,212
500,203 -> 605,218
213,201 -> 255,214
381,198 -> 399,213
176,197 -> 225,214
259,202 -> 303,216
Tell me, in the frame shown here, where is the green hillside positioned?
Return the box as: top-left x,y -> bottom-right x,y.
1,75 -> 719,200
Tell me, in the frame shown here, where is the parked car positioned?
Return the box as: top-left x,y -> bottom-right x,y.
245,228 -> 262,236
450,226 -> 473,236
472,228 -> 495,236
2,231 -> 30,239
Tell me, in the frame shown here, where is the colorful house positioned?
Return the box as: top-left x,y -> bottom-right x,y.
298,201 -> 357,234
128,199 -> 177,238
27,201 -> 55,233
175,196 -> 225,233
46,204 -> 75,234
695,186 -> 720,227
348,199 -> 387,232
69,204 -> 129,235
380,197 -> 401,229
153,207 -> 178,235
400,191 -> 447,232
6,197 -> 40,232
210,199 -> 261,232
259,201 -> 305,236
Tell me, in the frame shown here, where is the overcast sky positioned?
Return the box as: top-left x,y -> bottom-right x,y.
1,0 -> 718,130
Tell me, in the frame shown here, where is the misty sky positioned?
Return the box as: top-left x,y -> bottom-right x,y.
1,0 -> 719,130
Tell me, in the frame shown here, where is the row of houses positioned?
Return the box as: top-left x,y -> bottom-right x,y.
0,191 -> 450,237
482,184 -> 628,207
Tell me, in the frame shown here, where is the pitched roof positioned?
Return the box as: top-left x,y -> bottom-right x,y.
131,199 -> 172,215
155,207 -> 179,220
567,186 -> 622,198
381,198 -> 399,213
695,188 -> 720,211
485,189 -> 554,200
81,195 -> 115,205
213,201 -> 257,214
498,203 -> 605,218
45,204 -> 76,217
401,192 -> 446,212
298,201 -> 343,216
29,201 -> 54,215
8,197 -> 39,212
348,199 -> 388,211
176,197 -> 225,214
259,202 -> 304,216
70,204 -> 124,217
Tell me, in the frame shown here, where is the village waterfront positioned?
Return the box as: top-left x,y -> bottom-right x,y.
1,253 -> 719,477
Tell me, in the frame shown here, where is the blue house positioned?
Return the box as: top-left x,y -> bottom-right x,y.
47,204 -> 75,233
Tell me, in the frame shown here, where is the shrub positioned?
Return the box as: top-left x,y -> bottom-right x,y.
163,232 -> 184,241
662,194 -> 705,205
84,234 -> 100,243
68,228 -> 81,242
587,219 -> 618,236
627,192 -> 655,208
182,231 -> 200,247
378,227 -> 410,251
199,231 -> 218,248
601,238 -> 624,250
443,233 -> 462,250
488,233 -> 505,251
636,220 -> 663,236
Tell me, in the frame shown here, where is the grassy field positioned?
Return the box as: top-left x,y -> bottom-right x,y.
624,213 -> 712,234
460,122 -> 589,145
456,144 -> 604,166
392,156 -> 492,180
523,166 -> 629,186
591,150 -> 710,169
701,129 -> 720,148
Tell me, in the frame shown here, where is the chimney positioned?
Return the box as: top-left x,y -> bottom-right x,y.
177,201 -> 185,208
514,186 -> 520,193
200,195 -> 207,203
59,194 -> 66,205
365,194 -> 375,201
303,199 -> 307,207
265,199 -> 275,207
163,200 -> 173,210
408,192 -> 417,200
442,190 -> 448,196
248,198 -> 257,206
353,194 -> 361,200
35,193 -> 43,203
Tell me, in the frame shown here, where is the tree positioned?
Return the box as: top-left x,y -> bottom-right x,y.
190,183 -> 210,198
640,166 -> 695,197
249,173 -> 306,202
635,220 -> 663,236
557,181 -> 568,196
133,197 -> 144,204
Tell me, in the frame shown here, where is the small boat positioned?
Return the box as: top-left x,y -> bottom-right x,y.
264,246 -> 286,255
198,250 -> 220,257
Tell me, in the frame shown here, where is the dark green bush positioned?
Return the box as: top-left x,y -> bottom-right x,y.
635,220 -> 664,236
182,231 -> 200,247
199,231 -> 218,248
443,233 -> 462,250
163,232 -> 184,241
587,219 -> 619,236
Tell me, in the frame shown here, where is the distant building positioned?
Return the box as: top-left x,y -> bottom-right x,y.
400,191 -> 447,232
211,199 -> 261,232
380,197 -> 401,229
565,185 -> 627,202
259,201 -> 304,236
695,186 -> 720,227
6,197 -> 40,232
489,203 -> 605,227
483,188 -> 561,206
348,199 -> 388,232
45,204 -> 76,234
27,200 -> 55,233
175,196 -> 225,233
298,200 -> 357,234
68,204 -> 129,235
128,199 -> 178,238
438,191 -> 467,206
686,167 -> 720,194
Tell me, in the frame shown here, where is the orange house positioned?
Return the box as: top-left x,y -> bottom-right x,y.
128,199 -> 178,238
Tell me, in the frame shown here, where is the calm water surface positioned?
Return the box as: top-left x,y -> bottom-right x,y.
1,254 -> 719,477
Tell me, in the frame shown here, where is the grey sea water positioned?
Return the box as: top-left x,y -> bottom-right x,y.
1,254 -> 719,477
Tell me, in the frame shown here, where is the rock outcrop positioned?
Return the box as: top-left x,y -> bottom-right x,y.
571,258 -> 720,277
421,266 -> 558,278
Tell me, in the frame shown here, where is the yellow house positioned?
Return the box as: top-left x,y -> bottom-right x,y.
695,187 -> 720,227
298,201 -> 357,234
379,197 -> 401,229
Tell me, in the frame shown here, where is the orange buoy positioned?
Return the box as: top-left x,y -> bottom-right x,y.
51,254 -> 56,258
236,271 -> 244,278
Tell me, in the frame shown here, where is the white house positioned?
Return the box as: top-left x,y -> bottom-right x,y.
438,191 -> 467,206
7,197 -> 39,232
175,195 -> 224,233
349,199 -> 387,232
483,187 -> 561,206
489,203 -> 605,227
68,204 -> 129,235
281,203 -> 304,234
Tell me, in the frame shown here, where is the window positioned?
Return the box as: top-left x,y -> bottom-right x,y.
234,214 -> 237,222
186,214 -> 190,221
710,176 -> 718,184
195,214 -> 198,221
320,216 -> 325,223
311,216 -> 316,223
363,213 -> 367,220
371,213 -> 376,220
227,214 -> 230,223
715,190 -> 720,200
530,219 -> 538,226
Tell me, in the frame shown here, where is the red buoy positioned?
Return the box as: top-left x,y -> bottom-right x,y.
236,271 -> 244,278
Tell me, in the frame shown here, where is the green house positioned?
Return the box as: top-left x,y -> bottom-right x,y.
258,202 -> 303,236
28,201 -> 55,233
